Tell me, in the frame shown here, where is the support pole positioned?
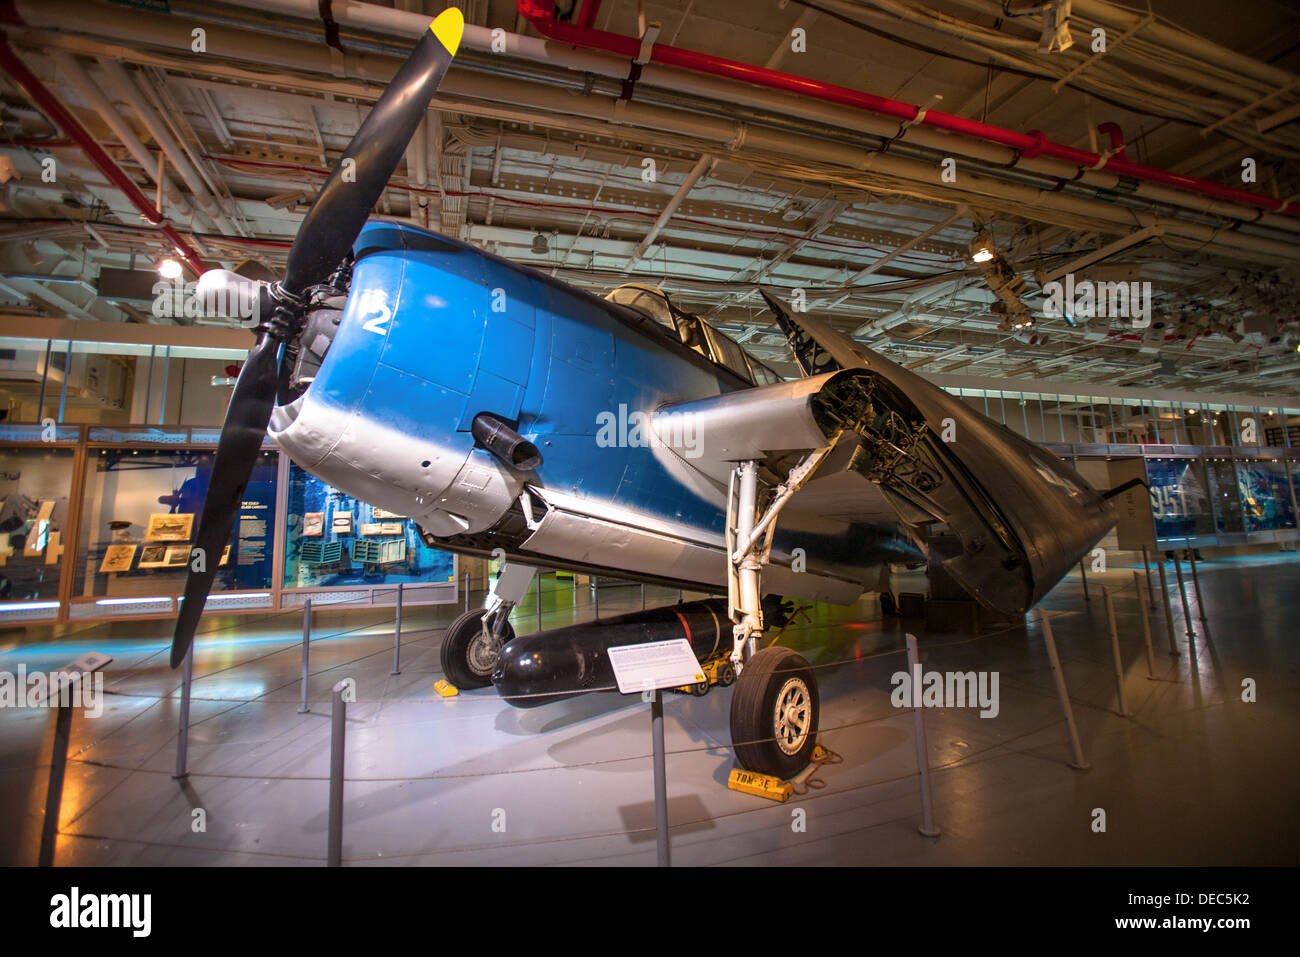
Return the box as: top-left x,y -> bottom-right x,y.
905,634 -> 940,837
1079,560 -> 1090,601
1102,586 -> 1129,716
1040,613 -> 1089,770
391,583 -> 403,675
1186,543 -> 1207,624
37,704 -> 73,866
298,598 -> 312,714
651,689 -> 669,866
1173,555 -> 1196,640
1157,562 -> 1179,656
173,646 -> 193,779
1134,572 -> 1156,679
1141,544 -> 1155,609
464,570 -> 470,612
536,572 -> 543,626
641,581 -> 646,611
327,680 -> 347,867
593,576 -> 600,619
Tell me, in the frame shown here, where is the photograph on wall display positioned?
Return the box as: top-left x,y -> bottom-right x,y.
163,545 -> 191,567
302,512 -> 325,536
145,512 -> 194,542
136,544 -> 170,568
97,544 -> 136,573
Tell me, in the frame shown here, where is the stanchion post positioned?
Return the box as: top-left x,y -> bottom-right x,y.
1102,586 -> 1129,716
298,598 -> 312,714
464,570 -> 470,612
1041,613 -> 1089,770
327,680 -> 347,867
1186,543 -> 1207,624
391,583 -> 403,675
593,575 -> 600,618
1079,560 -> 1090,601
905,634 -> 941,837
1173,555 -> 1196,640
37,703 -> 73,866
1141,545 -> 1155,610
651,689 -> 670,866
641,582 -> 646,610
174,646 -> 193,779
536,571 -> 543,626
1157,562 -> 1179,656
1134,572 -> 1156,679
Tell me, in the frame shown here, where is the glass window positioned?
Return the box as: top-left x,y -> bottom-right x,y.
1146,457 -> 1214,540
701,323 -> 753,381
604,284 -> 677,332
1236,460 -> 1297,532
283,461 -> 455,589
0,445 -> 75,602
77,447 -> 278,598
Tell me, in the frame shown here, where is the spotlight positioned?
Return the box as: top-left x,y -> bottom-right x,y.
969,231 -> 995,264
158,257 -> 183,280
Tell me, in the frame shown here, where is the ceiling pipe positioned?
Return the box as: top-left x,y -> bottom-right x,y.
16,0 -> 1296,233
0,31 -> 208,275
575,0 -> 601,30
49,51 -> 206,228
514,0 -> 1300,217
96,58 -> 239,235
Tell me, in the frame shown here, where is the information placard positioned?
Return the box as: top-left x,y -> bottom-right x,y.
607,639 -> 706,695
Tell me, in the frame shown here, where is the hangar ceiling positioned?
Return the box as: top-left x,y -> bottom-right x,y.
1,0 -> 1299,395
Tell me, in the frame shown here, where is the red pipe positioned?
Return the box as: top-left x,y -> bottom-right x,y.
1096,122 -> 1127,161
517,0 -> 1298,218
576,0 -> 601,30
0,32 -> 210,275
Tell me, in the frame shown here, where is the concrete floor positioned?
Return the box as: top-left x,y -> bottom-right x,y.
1,556 -> 1296,866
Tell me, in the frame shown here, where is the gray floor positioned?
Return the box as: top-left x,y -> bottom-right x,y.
1,557 -> 1296,866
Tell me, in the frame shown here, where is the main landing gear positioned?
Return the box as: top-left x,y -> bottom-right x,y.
440,562 -> 531,689
724,453 -> 829,778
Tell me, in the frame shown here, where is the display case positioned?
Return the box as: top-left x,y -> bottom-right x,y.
281,460 -> 456,606
1236,459 -> 1297,533
1146,456 -> 1215,541
72,434 -> 278,619
0,424 -> 80,621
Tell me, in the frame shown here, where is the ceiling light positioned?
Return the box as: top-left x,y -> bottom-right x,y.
158,257 -> 182,280
969,231 -> 995,264
531,233 -> 549,255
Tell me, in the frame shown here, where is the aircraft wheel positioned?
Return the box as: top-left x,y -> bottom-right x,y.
441,609 -> 514,689
730,647 -> 819,778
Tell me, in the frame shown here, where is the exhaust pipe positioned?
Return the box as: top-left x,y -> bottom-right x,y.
472,412 -> 542,470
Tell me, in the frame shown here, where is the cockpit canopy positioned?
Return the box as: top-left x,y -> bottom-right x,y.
604,283 -> 782,386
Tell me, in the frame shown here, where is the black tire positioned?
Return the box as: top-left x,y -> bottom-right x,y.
691,679 -> 710,697
716,661 -> 736,687
441,609 -> 514,689
730,646 -> 819,779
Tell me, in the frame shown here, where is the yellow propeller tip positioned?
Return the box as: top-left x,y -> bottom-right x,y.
430,8 -> 464,56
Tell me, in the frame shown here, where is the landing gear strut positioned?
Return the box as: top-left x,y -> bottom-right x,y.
725,454 -> 828,777
440,562 -> 532,688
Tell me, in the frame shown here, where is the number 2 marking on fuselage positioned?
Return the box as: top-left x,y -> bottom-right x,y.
362,304 -> 392,336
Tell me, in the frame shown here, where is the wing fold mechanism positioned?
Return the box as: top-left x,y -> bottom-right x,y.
654,292 -> 1117,616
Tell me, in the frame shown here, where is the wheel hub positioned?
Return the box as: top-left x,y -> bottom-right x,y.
773,677 -> 811,755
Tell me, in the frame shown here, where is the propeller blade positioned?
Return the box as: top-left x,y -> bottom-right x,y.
169,335 -> 280,667
282,8 -> 463,295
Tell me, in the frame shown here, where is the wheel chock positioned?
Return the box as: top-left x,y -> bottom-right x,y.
433,679 -> 459,697
727,767 -> 794,802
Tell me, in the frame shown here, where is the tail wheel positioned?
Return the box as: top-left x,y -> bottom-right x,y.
729,646 -> 819,779
441,609 -> 515,689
